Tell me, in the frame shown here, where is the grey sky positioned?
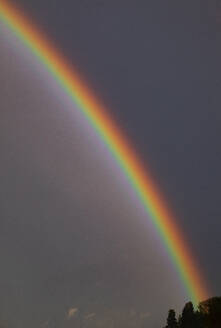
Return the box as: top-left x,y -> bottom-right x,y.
0,1 -> 221,327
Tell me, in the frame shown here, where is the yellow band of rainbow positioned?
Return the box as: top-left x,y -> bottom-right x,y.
0,0 -> 209,305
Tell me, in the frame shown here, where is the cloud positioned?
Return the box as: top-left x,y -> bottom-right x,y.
85,313 -> 96,320
66,307 -> 78,319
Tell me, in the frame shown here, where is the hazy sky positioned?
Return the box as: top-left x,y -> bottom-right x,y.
0,1 -> 221,327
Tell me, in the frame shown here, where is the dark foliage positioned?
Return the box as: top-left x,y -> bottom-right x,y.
165,309 -> 178,328
180,302 -> 196,328
163,297 -> 221,328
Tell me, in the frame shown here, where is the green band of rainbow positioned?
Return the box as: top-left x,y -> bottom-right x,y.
0,0 -> 209,304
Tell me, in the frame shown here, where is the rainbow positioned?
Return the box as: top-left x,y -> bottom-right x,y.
0,0 -> 209,304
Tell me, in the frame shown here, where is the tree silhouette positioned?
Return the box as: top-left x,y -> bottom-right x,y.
165,309 -> 178,328
163,296 -> 221,328
194,309 -> 206,328
199,297 -> 221,328
179,302 -> 196,328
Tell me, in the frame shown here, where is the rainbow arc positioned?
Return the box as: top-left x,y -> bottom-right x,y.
0,0 -> 209,304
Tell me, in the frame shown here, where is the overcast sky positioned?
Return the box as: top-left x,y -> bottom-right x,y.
0,1 -> 221,327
